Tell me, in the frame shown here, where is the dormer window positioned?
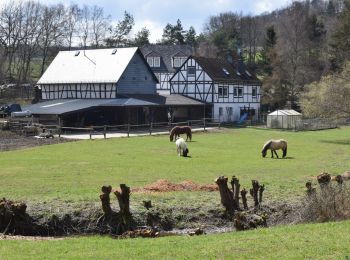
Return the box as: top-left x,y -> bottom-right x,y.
112,49 -> 117,55
147,56 -> 160,67
74,51 -> 80,56
222,68 -> 230,75
245,70 -> 252,77
173,57 -> 187,68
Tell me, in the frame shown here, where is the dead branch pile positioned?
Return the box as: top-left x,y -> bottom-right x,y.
303,172 -> 350,222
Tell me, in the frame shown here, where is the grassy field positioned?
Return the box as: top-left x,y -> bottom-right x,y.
1,127 -> 350,259
0,220 -> 349,259
1,127 -> 350,203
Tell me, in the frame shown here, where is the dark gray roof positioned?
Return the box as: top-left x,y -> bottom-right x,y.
23,94 -> 204,115
140,45 -> 194,73
192,56 -> 261,84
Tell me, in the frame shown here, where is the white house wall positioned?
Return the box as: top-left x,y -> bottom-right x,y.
41,83 -> 116,100
170,57 -> 261,122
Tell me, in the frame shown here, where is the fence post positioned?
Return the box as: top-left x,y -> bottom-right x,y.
103,125 -> 107,139
187,120 -> 190,126
203,118 -> 206,131
149,122 -> 153,135
127,124 -> 130,137
89,128 -> 92,140
58,126 -> 61,138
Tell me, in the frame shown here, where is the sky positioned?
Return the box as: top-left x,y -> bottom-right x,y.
16,0 -> 291,42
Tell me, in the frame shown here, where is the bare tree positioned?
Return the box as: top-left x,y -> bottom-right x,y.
90,5 -> 110,48
39,4 -> 65,76
65,4 -> 81,50
16,1 -> 43,83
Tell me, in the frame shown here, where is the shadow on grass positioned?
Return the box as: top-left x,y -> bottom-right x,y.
320,139 -> 350,145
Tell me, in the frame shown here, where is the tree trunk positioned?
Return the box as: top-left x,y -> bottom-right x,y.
215,176 -> 236,214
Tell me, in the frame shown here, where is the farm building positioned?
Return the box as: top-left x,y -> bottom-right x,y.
169,56 -> 261,122
24,47 -> 205,126
140,45 -> 194,94
266,109 -> 302,129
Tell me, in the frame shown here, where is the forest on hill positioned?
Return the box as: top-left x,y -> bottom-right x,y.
0,0 -> 349,116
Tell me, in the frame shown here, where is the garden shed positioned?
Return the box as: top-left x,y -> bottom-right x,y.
266,109 -> 302,129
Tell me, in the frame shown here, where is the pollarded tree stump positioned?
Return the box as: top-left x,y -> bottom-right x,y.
100,185 -> 112,217
215,176 -> 236,214
230,176 -> 241,210
250,180 -> 260,207
114,184 -> 133,232
317,172 -> 331,186
240,188 -> 248,210
259,184 -> 265,204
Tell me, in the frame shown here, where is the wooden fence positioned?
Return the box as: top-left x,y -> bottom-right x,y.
56,118 -> 220,139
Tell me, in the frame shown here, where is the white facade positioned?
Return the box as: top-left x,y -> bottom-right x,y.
170,57 -> 261,122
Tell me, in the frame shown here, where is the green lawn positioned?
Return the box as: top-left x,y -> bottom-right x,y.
1,127 -> 350,203
1,220 -> 349,259
1,127 -> 350,258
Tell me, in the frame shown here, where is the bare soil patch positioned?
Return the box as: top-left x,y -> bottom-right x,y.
132,179 -> 218,193
0,130 -> 76,152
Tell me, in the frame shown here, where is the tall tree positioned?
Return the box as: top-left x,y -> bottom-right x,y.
161,19 -> 185,45
105,11 -> 134,47
185,26 -> 197,46
90,6 -> 110,48
329,0 -> 350,70
132,27 -> 150,46
65,4 -> 81,50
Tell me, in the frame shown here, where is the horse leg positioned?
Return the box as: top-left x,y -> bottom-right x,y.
274,150 -> 279,158
271,150 -> 274,158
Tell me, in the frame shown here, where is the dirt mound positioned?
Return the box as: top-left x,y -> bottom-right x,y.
133,179 -> 218,193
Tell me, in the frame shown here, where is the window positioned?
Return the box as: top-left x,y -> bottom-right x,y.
112,49 -> 117,55
147,56 -> 160,67
173,56 -> 187,68
153,57 -> 160,67
222,68 -> 230,75
187,67 -> 196,77
234,87 -> 243,97
74,51 -> 80,56
218,86 -> 228,97
219,107 -> 223,116
252,87 -> 257,97
147,57 -> 153,67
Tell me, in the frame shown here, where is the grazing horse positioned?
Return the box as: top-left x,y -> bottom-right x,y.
169,126 -> 192,142
175,138 -> 189,157
261,139 -> 287,158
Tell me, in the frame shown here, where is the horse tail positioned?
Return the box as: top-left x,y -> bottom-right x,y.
283,144 -> 287,158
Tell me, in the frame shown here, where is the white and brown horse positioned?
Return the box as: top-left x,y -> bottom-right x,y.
261,139 -> 287,158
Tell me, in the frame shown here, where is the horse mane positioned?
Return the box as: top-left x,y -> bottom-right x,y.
262,140 -> 272,153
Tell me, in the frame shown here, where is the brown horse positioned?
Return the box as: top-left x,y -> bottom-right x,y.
169,126 -> 192,142
261,139 -> 287,158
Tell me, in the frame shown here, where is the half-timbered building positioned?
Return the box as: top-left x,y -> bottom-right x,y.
140,45 -> 194,94
25,47 -> 205,126
169,56 -> 261,122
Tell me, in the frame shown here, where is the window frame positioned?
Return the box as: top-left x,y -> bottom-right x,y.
218,86 -> 229,98
153,57 -> 160,67
147,57 -> 154,67
252,87 -> 257,98
187,66 -> 196,77
234,87 -> 243,98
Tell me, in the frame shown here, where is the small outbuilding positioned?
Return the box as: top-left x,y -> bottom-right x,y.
266,109 -> 302,129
